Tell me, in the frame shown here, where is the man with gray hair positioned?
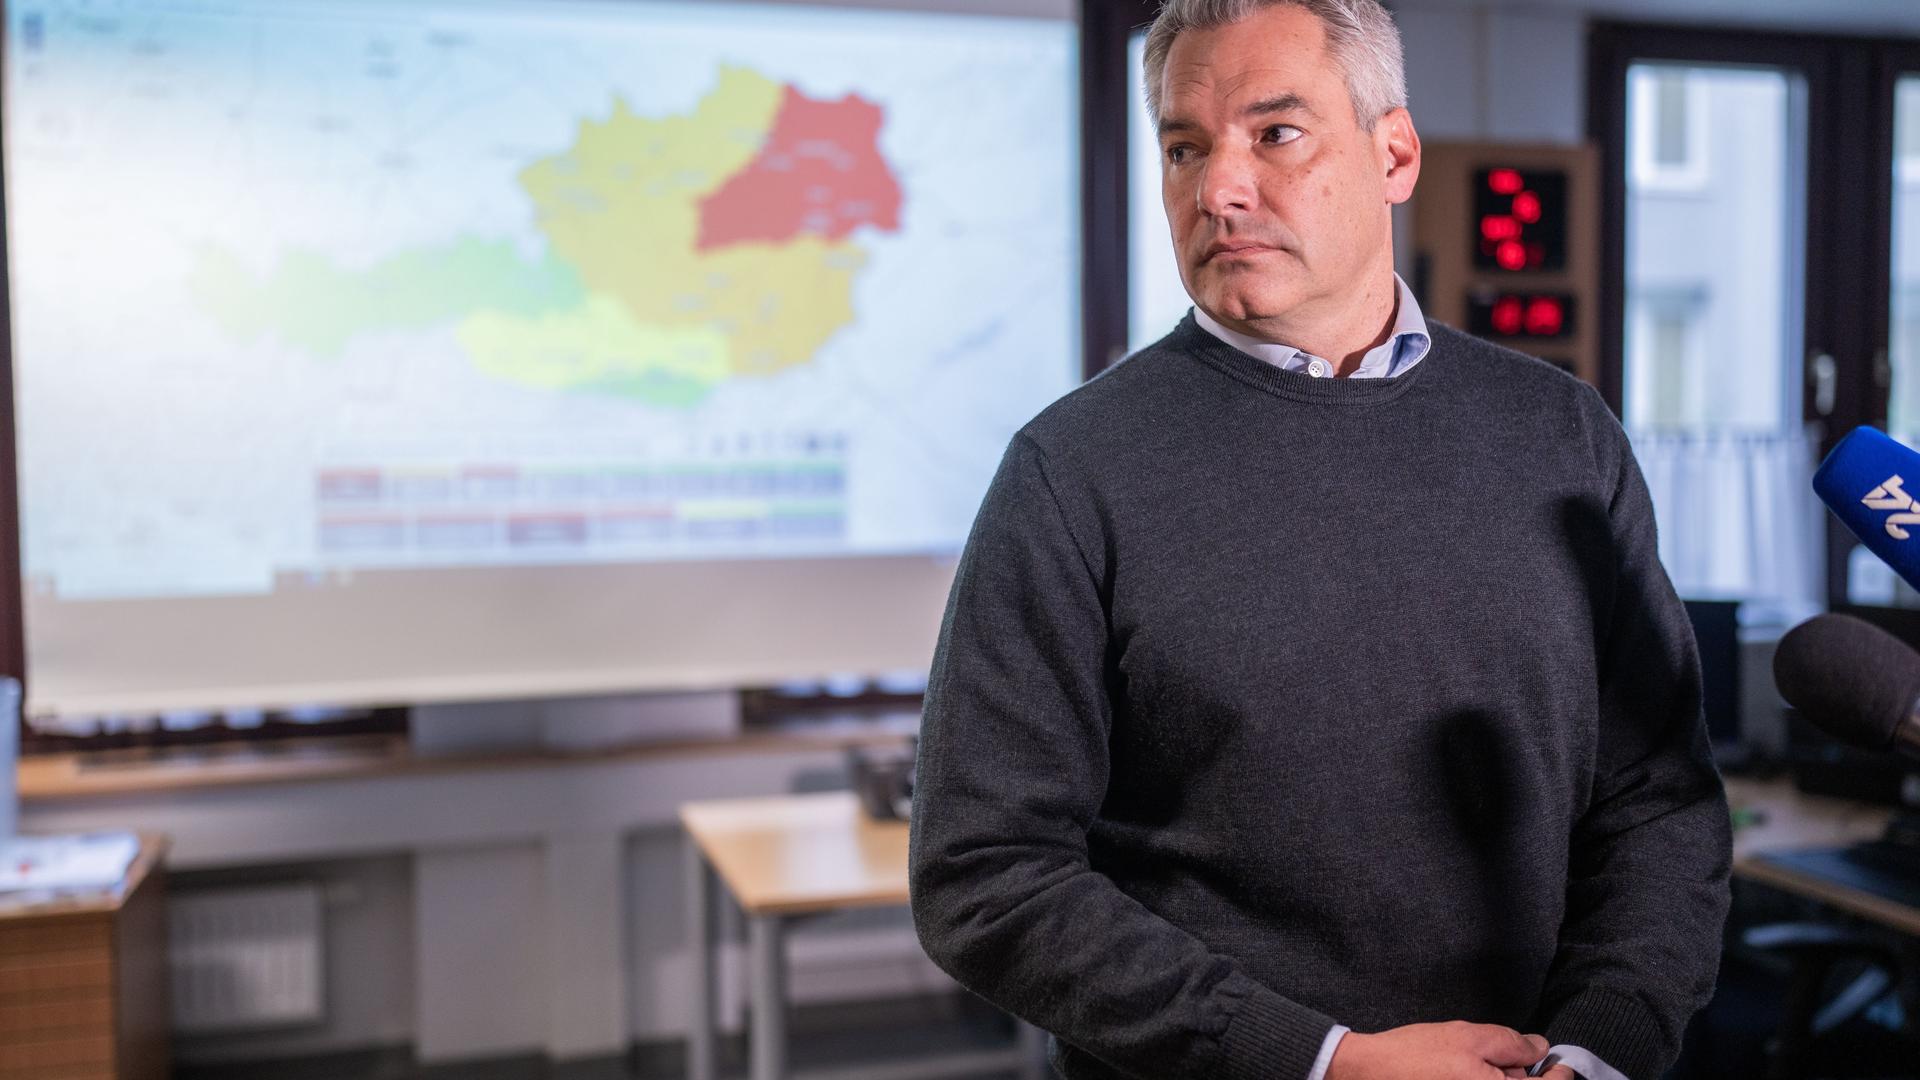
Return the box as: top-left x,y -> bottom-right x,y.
909,2 -> 1730,1079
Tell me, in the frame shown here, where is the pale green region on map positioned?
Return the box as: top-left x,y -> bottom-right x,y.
455,294 -> 731,408
191,238 -> 586,357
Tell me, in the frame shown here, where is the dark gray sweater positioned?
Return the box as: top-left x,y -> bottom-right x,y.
907,315 -> 1732,1080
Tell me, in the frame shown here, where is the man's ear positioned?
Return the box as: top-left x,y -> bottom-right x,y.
1378,107 -> 1421,205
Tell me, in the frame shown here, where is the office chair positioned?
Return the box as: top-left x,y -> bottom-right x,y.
1744,921 -> 1917,1079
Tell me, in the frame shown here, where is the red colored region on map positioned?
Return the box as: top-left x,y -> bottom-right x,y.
696,85 -> 902,251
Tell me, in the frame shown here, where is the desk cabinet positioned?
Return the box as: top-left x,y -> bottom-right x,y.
0,836 -> 168,1080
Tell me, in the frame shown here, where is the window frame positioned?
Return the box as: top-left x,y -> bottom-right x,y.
1082,0 -> 1162,376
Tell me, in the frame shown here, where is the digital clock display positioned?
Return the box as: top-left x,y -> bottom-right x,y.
1467,291 -> 1576,340
1472,167 -> 1567,273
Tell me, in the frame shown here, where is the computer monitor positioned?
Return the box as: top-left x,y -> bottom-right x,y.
1684,599 -> 1743,748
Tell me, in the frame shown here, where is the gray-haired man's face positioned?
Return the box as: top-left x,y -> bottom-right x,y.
1155,5 -> 1416,333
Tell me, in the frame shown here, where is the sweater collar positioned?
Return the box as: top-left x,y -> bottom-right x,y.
1171,308 -> 1434,408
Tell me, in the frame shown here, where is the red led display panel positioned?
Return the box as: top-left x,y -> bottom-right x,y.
1472,167 -> 1567,273
1467,291 -> 1576,340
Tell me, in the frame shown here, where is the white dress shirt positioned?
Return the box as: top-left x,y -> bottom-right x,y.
1190,274 -> 1431,380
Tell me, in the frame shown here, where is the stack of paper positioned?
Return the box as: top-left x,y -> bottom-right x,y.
0,831 -> 139,896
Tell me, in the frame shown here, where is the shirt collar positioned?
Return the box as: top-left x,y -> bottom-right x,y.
1191,274 -> 1431,380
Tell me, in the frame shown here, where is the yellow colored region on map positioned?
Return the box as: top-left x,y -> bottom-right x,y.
519,66 -> 780,301
457,295 -> 730,408
519,67 -> 860,378
685,237 -> 866,374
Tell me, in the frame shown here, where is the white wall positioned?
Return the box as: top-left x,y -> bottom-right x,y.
1394,2 -> 1589,143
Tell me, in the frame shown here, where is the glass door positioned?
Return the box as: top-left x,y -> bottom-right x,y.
1869,70 -> 1920,604
1592,25 -> 1920,616
1619,60 -> 1820,621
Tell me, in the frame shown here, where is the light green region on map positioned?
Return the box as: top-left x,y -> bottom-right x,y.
191,238 -> 586,357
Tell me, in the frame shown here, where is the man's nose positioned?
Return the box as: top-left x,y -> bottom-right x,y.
1197,146 -> 1257,217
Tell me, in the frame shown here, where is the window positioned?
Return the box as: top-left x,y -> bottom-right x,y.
1630,66 -> 1710,191
1625,63 -> 1802,436
1894,79 -> 1920,444
1895,287 -> 1920,439
1127,31 -> 1191,351
1900,77 -> 1920,185
1627,288 -> 1708,429
1609,48 -> 1818,619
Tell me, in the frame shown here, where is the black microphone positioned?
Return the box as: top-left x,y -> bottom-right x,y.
1773,613 -> 1920,762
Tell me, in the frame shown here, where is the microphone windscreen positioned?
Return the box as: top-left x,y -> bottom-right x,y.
1813,426 -> 1920,593
1773,613 -> 1920,751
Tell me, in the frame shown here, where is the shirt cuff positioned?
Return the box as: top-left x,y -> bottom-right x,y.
1302,1030 -> 1621,1080
1528,1043 -> 1630,1080
1303,1024 -> 1349,1080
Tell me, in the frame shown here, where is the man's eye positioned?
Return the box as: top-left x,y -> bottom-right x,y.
1262,125 -> 1302,145
1164,145 -> 1193,165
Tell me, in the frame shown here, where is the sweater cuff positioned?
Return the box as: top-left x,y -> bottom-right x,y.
1214,970 -> 1339,1080
1540,987 -> 1670,1080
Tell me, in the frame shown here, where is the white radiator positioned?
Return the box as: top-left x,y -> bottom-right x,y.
169,883 -> 325,1033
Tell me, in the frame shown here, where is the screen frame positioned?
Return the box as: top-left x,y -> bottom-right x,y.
0,5 -> 25,699
1,0 -> 1107,723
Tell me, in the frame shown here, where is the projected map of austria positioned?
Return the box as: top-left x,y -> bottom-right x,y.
189,66 -> 905,409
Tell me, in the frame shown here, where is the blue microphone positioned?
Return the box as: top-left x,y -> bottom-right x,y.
1814,426 -> 1920,593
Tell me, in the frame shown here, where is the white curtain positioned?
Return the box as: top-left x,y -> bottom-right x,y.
1627,426 -> 1824,622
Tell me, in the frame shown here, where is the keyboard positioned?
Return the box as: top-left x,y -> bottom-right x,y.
1756,841 -> 1920,910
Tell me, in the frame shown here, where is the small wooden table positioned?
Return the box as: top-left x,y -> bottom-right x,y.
680,793 -> 1046,1080
1725,775 -> 1918,936
0,833 -> 168,1080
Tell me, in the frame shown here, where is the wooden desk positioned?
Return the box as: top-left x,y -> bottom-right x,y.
679,793 -> 1045,1080
0,834 -> 169,1080
1725,775 -> 1920,937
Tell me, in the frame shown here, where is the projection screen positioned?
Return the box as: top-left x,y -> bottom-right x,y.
4,0 -> 1081,717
